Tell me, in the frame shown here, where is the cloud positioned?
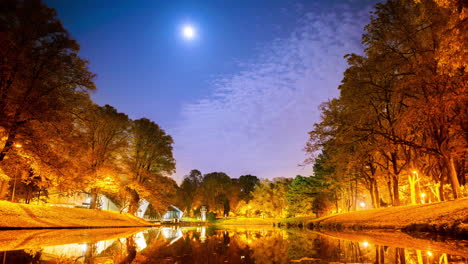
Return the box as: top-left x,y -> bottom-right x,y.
172,3 -> 373,182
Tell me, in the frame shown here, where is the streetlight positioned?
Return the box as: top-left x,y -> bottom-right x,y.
420,193 -> 426,204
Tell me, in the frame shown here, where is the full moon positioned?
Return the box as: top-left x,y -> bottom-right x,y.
182,25 -> 196,40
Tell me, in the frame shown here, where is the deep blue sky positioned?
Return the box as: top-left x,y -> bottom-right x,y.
46,0 -> 378,182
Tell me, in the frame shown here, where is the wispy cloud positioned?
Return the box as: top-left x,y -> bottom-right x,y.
172,3 -> 374,181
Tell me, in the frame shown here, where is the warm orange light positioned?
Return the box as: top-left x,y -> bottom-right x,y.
412,170 -> 417,174
359,202 -> 366,208
420,193 -> 426,198
362,241 -> 369,248
427,251 -> 433,257
14,144 -> 22,148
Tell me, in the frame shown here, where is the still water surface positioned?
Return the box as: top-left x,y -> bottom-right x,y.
1,226 -> 466,263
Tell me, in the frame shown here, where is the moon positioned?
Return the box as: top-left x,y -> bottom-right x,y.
182,25 -> 196,40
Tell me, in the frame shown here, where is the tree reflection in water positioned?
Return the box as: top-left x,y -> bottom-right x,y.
1,227 -> 466,263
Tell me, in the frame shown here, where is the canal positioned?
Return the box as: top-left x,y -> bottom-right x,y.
1,226 -> 466,263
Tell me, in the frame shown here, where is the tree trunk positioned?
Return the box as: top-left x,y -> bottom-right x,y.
446,155 -> 462,199
89,189 -> 99,209
387,177 -> 394,205
0,180 -> 8,199
0,126 -> 18,162
392,176 -> 400,206
369,178 -> 380,208
127,188 -> 140,215
369,179 -> 378,208
374,180 -> 380,208
353,178 -> 358,211
408,174 -> 418,205
439,181 -> 445,201
396,248 -> 406,264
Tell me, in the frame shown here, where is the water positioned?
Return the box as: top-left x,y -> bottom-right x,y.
0,226 -> 466,263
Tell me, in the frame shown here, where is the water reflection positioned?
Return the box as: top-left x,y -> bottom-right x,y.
1,227 -> 466,264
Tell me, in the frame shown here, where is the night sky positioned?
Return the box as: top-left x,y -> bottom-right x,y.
45,0 -> 378,182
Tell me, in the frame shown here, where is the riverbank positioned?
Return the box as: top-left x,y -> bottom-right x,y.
0,201 -> 155,229
281,198 -> 468,238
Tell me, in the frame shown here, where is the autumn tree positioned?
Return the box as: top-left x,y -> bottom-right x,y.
178,169 -> 203,215
362,0 -> 466,198
126,118 -> 176,214
0,0 -> 95,163
306,0 -> 466,208
76,104 -> 130,208
286,175 -> 327,216
198,172 -> 232,216
249,178 -> 291,218
237,174 -> 260,202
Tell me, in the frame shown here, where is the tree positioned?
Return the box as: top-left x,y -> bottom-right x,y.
198,172 -> 232,215
250,178 -> 291,218
312,192 -> 334,218
0,0 -> 95,163
178,169 -> 203,215
286,175 -> 327,216
78,104 -> 130,208
237,175 -> 260,202
362,0 -> 466,199
305,0 -> 466,207
126,118 -> 176,214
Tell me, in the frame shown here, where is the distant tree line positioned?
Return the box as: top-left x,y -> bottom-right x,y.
176,169 -> 337,218
176,170 -> 261,217
0,0 -> 176,214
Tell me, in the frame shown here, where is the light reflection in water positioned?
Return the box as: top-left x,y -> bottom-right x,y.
0,227 -> 466,264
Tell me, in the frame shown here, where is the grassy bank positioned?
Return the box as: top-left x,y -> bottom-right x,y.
0,201 -> 155,229
283,198 -> 468,237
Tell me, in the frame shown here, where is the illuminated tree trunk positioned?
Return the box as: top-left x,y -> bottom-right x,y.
408,174 -> 418,205
387,176 -> 394,205
439,182 -> 445,201
0,180 -> 8,199
89,188 -> 98,209
439,254 -> 448,264
396,248 -> 406,264
353,178 -> 358,211
390,152 -> 401,206
446,155 -> 462,199
416,250 -> 423,264
375,246 -> 384,264
429,182 -> 441,202
369,178 -> 380,208
392,176 -> 400,206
